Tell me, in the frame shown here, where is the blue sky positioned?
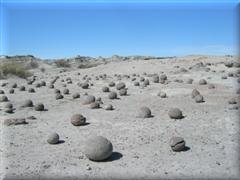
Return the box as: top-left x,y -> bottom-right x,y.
0,0 -> 239,59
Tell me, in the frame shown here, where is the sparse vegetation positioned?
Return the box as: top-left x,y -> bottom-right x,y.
55,60 -> 71,68
0,62 -> 32,79
78,62 -> 100,69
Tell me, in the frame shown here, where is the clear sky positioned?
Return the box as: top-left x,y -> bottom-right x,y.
0,0 -> 239,59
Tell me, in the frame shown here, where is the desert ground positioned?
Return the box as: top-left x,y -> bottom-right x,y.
0,55 -> 239,179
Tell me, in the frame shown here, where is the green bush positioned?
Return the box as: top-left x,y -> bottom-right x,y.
0,62 -> 32,79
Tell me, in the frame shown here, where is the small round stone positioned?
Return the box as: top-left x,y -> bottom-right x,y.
195,95 -> 204,103
19,86 -> 26,91
89,102 -> 100,109
208,84 -> 215,89
81,82 -> 89,89
108,91 -> 117,99
55,93 -> 64,100
191,89 -> 200,98
71,114 -> 86,126
48,84 -> 54,89
152,76 -> 159,83
143,79 -> 150,86
199,79 -> 207,85
11,83 -> 17,88
134,82 -> 140,86
168,108 -> 183,119
104,104 -> 113,110
22,99 -> 33,107
137,106 -> 152,118
170,137 -> 186,152
82,95 -> 95,105
72,93 -> 80,99
35,83 -> 41,88
116,82 -> 126,90
28,88 -> 35,93
40,81 -> 46,86
9,89 -> 14,94
47,133 -> 59,144
63,88 -> 69,94
102,86 -> 109,92
119,89 -> 127,96
34,103 -> 44,111
228,98 -> 237,104
158,91 -> 166,98
84,136 -> 113,161
186,78 -> 193,84
108,82 -> 115,87
54,89 -> 61,94
160,74 -> 167,80
0,95 -> 8,102
4,102 -> 13,109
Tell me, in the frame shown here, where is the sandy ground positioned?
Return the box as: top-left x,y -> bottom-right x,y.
0,55 -> 240,179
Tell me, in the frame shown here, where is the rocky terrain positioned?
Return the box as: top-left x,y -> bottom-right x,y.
0,55 -> 239,179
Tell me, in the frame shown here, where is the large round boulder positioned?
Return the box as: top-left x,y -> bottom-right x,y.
84,136 -> 113,161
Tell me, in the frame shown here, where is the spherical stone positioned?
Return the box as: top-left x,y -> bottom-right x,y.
116,82 -> 126,90
186,78 -> 193,84
63,88 -> 69,94
160,74 -> 167,80
137,106 -> 152,118
22,99 -> 33,107
19,86 -> 26,91
0,95 -> 8,102
4,102 -> 13,109
170,137 -> 186,152
48,84 -> 54,89
89,102 -> 100,109
81,82 -> 89,89
191,89 -> 200,98
199,79 -> 207,85
108,82 -> 115,87
55,93 -> 64,100
104,104 -> 113,110
35,83 -> 41,88
158,91 -> 167,98
108,91 -> 117,99
47,133 -> 59,144
208,84 -> 215,89
54,89 -> 61,94
228,98 -> 237,104
4,108 -> 13,113
0,90 -> 4,94
102,86 -> 109,92
71,114 -> 86,126
84,136 -> 113,161
143,79 -> 150,86
140,77 -> 145,82
34,103 -> 44,111
168,108 -> 183,119
82,95 -> 95,105
28,88 -> 35,93
119,89 -> 127,96
152,75 -> 159,83
72,93 -> 80,99
134,82 -> 140,86
221,75 -> 227,79
9,89 -> 14,94
11,83 -> 17,88
40,81 -> 46,86
195,95 -> 204,103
